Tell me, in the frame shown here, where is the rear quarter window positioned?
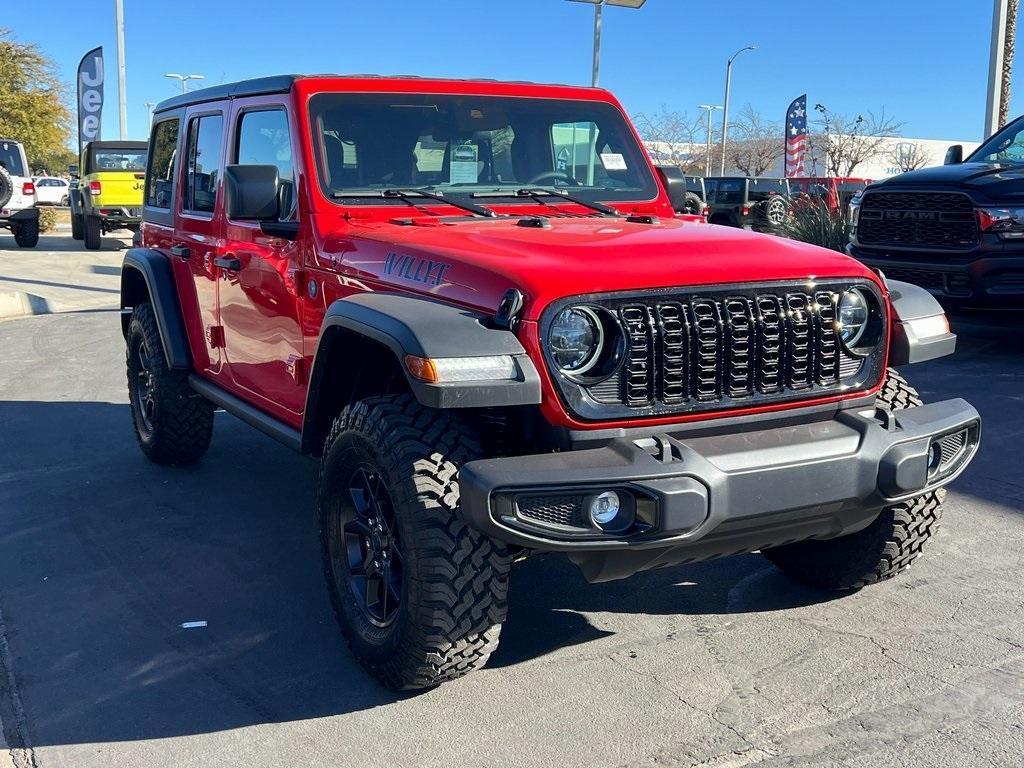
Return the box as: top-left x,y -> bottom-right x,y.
146,119 -> 180,210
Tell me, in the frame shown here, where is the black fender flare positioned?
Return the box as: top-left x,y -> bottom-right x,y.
886,279 -> 956,366
120,248 -> 192,370
302,292 -> 541,451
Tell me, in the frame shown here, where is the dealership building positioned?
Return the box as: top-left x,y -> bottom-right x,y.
646,135 -> 982,180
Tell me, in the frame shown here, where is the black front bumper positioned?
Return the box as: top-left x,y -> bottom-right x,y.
848,241 -> 1024,306
460,399 -> 981,582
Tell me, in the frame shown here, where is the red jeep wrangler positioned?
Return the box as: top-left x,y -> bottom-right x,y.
121,75 -> 981,690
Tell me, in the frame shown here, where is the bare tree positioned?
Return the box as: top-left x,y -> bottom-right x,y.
632,108 -> 706,173
886,141 -> 932,173
809,105 -> 904,177
1001,0 -> 1019,128
727,103 -> 783,176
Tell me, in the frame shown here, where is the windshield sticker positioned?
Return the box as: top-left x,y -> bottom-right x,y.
383,252 -> 452,286
450,144 -> 479,184
600,152 -> 627,171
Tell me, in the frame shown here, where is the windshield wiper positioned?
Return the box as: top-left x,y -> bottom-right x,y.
331,188 -> 497,218
472,187 -> 620,217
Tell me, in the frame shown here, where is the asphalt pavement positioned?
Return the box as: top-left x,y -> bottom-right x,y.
0,236 -> 1022,767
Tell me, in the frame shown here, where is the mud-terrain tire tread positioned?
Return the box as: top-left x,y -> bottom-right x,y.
762,368 -> 944,590
127,302 -> 214,465
13,219 -> 39,248
84,214 -> 101,250
318,394 -> 512,690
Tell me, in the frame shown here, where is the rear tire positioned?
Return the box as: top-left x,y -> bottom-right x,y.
126,302 -> 214,465
682,191 -> 703,215
13,219 -> 39,248
318,394 -> 512,690
84,214 -> 102,250
762,369 -> 944,590
71,212 -> 84,240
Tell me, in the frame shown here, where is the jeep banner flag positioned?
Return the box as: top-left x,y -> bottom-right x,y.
77,47 -> 104,154
784,94 -> 808,178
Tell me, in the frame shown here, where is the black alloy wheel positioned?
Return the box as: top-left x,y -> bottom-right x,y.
330,465 -> 403,627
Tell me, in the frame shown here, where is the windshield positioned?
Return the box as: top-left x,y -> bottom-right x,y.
309,93 -> 658,204
971,118 -> 1024,164
0,142 -> 26,176
93,149 -> 148,172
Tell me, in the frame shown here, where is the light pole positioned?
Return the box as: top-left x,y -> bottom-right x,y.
698,104 -> 723,176
144,102 -> 155,125
719,45 -> 756,174
164,73 -> 205,94
115,0 -> 127,139
567,0 -> 647,87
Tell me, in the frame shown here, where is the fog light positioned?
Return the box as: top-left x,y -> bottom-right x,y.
590,491 -> 620,525
927,441 -> 943,476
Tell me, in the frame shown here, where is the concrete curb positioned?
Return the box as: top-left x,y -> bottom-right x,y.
0,292 -> 51,321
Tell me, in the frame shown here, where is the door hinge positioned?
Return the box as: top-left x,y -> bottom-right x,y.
291,268 -> 306,298
287,355 -> 306,385
208,325 -> 225,349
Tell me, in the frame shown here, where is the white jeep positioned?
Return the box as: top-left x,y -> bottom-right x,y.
0,140 -> 40,248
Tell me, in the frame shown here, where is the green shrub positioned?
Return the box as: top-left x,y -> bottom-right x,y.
38,207 -> 58,233
782,201 -> 850,253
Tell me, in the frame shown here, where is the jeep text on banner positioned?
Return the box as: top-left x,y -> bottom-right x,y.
77,47 -> 104,154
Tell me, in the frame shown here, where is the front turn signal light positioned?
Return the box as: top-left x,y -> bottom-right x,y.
405,354 -> 518,383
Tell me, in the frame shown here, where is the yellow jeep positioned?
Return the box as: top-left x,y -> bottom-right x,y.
70,141 -> 148,250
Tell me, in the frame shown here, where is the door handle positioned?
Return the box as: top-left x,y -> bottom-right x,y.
214,255 -> 241,271
169,244 -> 190,260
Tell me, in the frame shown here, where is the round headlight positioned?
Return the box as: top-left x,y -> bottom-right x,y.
838,288 -> 870,348
550,306 -> 603,374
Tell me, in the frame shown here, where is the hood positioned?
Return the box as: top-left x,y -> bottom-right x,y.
319,215 -> 878,320
874,162 -> 1024,201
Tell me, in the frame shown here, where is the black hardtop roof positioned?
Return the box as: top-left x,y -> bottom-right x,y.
84,140 -> 148,150
153,73 -> 596,113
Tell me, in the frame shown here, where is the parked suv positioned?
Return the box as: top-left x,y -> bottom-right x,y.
705,176 -> 790,232
121,75 -> 980,690
0,139 -> 40,248
69,140 -> 148,249
849,117 -> 1024,306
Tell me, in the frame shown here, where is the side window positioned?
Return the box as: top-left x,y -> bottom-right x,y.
236,109 -> 294,219
146,119 -> 180,209
184,114 -> 224,214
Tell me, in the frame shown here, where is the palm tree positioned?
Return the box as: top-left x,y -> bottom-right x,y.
1000,0 -> 1019,128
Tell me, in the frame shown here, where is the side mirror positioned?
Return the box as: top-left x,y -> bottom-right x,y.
224,164 -> 280,220
68,164 -> 79,178
655,165 -> 688,212
944,145 -> 963,165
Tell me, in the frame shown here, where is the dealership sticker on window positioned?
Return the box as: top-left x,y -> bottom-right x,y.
450,143 -> 479,184
600,152 -> 627,170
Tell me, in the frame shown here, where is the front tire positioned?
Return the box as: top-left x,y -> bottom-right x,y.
762,369 -> 944,590
13,219 -> 39,248
127,302 -> 214,465
318,394 -> 512,690
84,214 -> 102,250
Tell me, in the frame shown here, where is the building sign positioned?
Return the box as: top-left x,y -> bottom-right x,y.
77,47 -> 104,154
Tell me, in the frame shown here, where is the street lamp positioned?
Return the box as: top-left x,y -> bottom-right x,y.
719,45 -> 756,174
567,0 -> 647,87
698,104 -> 723,176
164,73 -> 205,94
144,101 -> 155,125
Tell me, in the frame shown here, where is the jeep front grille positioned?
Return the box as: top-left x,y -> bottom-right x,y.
543,280 -> 886,422
858,191 -> 978,250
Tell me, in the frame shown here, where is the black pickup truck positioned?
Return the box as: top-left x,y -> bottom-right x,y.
848,118 -> 1024,307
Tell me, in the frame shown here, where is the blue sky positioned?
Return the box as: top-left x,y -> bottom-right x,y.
5,0 -> 1014,145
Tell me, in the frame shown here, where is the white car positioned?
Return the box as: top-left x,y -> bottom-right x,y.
33,176 -> 71,206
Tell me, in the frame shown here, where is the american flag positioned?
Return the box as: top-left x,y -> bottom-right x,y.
785,94 -> 808,177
